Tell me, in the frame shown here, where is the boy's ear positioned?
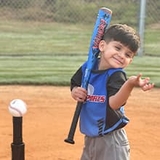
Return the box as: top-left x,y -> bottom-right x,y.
129,58 -> 133,64
99,40 -> 106,51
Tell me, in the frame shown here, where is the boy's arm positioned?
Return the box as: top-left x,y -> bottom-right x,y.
70,67 -> 82,91
70,66 -> 87,102
109,74 -> 154,110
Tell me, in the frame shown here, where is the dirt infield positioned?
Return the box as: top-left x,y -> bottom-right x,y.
0,86 -> 159,160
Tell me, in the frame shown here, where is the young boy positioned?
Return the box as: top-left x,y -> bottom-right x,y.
70,24 -> 154,160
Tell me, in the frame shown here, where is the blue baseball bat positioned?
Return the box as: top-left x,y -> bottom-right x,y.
64,7 -> 112,144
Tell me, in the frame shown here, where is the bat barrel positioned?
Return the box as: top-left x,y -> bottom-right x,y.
11,117 -> 25,160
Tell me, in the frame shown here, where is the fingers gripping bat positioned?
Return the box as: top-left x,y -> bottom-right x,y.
64,7 -> 112,144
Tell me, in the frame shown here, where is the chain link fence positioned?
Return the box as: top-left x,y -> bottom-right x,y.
0,0 -> 159,56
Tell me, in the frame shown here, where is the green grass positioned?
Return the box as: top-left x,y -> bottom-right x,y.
145,29 -> 160,55
0,21 -> 91,54
0,55 -> 159,87
0,21 -> 159,56
0,54 -> 86,85
0,21 -> 159,87
125,56 -> 160,87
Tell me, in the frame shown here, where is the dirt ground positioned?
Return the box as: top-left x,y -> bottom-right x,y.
0,85 -> 159,160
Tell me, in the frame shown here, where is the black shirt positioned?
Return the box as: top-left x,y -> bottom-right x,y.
71,66 -> 127,97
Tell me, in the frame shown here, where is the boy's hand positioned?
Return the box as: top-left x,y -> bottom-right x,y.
71,87 -> 87,102
129,74 -> 154,91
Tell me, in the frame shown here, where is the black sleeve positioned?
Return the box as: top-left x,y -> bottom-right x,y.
70,66 -> 82,91
107,71 -> 127,97
106,71 -> 129,130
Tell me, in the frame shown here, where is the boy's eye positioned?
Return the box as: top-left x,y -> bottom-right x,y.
115,46 -> 121,50
125,53 -> 132,58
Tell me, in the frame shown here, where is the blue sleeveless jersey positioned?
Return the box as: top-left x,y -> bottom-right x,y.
80,61 -> 129,137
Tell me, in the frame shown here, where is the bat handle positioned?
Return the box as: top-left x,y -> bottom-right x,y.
64,102 -> 83,144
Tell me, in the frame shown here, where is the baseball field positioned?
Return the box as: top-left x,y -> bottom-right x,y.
0,85 -> 159,160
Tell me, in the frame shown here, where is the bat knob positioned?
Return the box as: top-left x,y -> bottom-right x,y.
64,138 -> 75,144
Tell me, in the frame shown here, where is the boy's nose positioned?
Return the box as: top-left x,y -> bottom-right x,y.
117,52 -> 124,58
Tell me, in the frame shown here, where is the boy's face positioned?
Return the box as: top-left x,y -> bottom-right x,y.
98,40 -> 135,70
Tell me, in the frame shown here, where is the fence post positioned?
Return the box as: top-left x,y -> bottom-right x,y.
138,0 -> 147,56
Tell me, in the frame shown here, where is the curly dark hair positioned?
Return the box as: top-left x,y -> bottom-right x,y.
102,24 -> 140,54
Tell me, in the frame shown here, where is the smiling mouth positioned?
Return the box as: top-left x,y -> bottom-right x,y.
113,57 -> 123,65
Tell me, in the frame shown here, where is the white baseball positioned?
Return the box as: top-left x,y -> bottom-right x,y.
8,99 -> 27,117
